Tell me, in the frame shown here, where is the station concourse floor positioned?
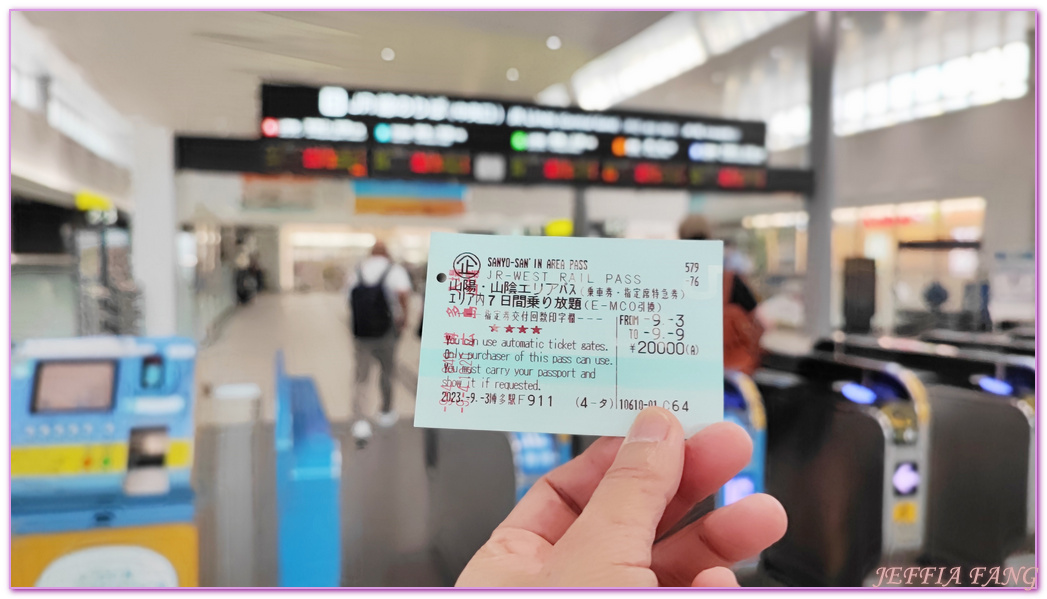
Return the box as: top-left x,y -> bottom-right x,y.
192,292 -> 447,587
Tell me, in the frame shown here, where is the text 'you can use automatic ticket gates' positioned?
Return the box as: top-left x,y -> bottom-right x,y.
11,336 -> 199,587
756,352 -> 931,587
815,335 -> 1035,571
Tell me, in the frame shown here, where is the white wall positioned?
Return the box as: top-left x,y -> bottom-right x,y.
11,13 -> 133,165
838,96 -> 1034,257
176,171 -> 577,232
11,104 -> 132,209
768,93 -> 1035,257
586,188 -> 691,238
131,122 -> 178,336
177,170 -> 706,235
11,12 -> 134,208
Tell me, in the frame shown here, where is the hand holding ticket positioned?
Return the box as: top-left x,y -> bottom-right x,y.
414,233 -> 724,437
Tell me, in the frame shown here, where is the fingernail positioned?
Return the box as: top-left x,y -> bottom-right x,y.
626,407 -> 671,443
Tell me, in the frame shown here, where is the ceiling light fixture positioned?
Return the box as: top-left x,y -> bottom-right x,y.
546,35 -> 562,50
571,11 -> 803,110
381,47 -> 395,61
506,68 -> 520,82
536,83 -> 571,107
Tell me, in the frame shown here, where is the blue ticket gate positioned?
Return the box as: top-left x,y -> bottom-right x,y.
719,370 -> 767,508
11,336 -> 199,587
274,352 -> 342,587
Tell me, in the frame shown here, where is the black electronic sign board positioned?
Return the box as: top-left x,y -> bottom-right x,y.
176,136 -> 813,194
174,83 -> 812,194
260,83 -> 772,174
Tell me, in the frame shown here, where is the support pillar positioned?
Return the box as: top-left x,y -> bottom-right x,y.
130,120 -> 178,336
572,186 -> 588,237
805,10 -> 838,337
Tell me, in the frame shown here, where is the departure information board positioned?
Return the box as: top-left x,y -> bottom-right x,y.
172,84 -> 813,194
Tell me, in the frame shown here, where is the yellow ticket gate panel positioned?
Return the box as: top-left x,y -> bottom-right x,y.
13,523 -> 198,587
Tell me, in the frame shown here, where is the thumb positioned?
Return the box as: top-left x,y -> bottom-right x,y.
692,566 -> 740,587
556,407 -> 685,569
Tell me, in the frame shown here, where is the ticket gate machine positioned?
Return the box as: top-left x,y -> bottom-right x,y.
920,329 -> 1035,357
1007,325 -> 1035,341
756,352 -> 931,586
11,336 -> 199,587
424,429 -> 569,584
815,335 -> 1035,567
510,432 -> 573,502
719,371 -> 767,508
817,335 -> 1034,397
274,352 -> 342,587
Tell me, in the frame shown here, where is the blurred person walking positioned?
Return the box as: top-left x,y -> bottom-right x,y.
679,215 -> 763,375
348,239 -> 413,440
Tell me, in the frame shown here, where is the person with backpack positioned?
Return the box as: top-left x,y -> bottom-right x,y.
348,240 -> 413,436
678,215 -> 764,375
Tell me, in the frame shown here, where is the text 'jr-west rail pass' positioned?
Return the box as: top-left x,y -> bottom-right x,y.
414,233 -> 724,437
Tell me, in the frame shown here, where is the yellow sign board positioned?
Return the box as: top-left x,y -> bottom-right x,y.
74,190 -> 114,212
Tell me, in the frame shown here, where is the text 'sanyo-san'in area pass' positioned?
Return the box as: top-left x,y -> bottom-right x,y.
414,233 -> 724,437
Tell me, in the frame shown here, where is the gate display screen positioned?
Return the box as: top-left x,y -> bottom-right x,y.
33,361 -> 116,413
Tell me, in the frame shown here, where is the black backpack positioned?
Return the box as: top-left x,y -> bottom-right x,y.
350,263 -> 393,338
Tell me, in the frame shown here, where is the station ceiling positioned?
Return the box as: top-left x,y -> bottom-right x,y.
22,10 -> 670,136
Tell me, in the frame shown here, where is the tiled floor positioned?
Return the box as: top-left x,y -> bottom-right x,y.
195,292 -> 422,426
194,421 -> 447,587
193,292 -> 447,587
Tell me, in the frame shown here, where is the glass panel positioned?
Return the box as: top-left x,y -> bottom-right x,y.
12,268 -> 80,341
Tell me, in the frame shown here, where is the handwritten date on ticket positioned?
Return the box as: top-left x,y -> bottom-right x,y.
413,233 -> 724,438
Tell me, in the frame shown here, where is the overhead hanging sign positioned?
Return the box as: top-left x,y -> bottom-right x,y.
352,180 -> 466,216
175,84 -> 812,194
260,84 -> 769,171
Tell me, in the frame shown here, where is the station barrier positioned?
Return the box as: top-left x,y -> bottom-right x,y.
274,351 -> 342,587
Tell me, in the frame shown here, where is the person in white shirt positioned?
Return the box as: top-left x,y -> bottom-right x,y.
347,240 -> 413,436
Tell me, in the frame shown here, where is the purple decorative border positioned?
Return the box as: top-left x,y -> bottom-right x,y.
6,7 -> 1038,590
